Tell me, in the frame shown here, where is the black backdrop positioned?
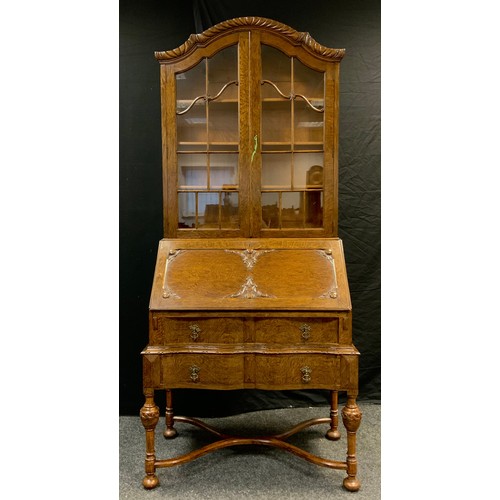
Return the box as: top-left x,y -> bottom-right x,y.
120,0 -> 380,416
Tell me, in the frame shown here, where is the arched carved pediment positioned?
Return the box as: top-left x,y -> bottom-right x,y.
155,17 -> 345,62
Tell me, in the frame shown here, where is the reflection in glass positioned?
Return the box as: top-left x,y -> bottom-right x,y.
178,192 -> 196,228
208,45 -> 238,100
261,45 -> 291,99
176,61 -> 206,102
177,154 -> 207,189
305,190 -> 323,227
261,192 -> 279,228
262,101 -> 291,145
293,153 -> 323,189
177,101 -> 207,148
294,99 -> 323,145
209,101 -> 238,145
220,192 -> 239,228
209,154 -> 238,189
293,58 -> 324,100
281,192 -> 303,228
262,154 -> 291,189
197,192 -> 220,228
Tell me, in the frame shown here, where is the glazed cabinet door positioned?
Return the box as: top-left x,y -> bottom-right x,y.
249,33 -> 339,238
160,29 -> 339,238
162,32 -> 251,238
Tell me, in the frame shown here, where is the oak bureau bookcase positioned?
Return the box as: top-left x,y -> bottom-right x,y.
140,17 -> 362,492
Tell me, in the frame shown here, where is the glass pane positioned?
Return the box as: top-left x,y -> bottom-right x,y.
207,46 -> 238,150
176,60 -> 206,102
220,192 -> 239,228
262,100 -> 291,146
261,45 -> 291,98
208,101 -> 238,146
176,59 -> 207,151
178,192 -> 196,229
281,192 -> 303,228
262,154 -> 291,189
261,192 -> 280,229
177,154 -> 207,190
293,58 -> 324,101
305,190 -> 323,227
198,192 -> 220,228
177,102 -> 207,149
294,99 -> 323,145
208,45 -> 238,100
209,154 -> 238,190
293,153 -> 323,189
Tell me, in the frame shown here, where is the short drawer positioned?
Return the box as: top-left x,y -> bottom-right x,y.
254,318 -> 339,344
254,354 -> 340,390
161,354 -> 245,389
151,316 -> 245,344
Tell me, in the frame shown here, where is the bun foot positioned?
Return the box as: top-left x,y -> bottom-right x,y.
163,427 -> 178,439
343,476 -> 360,492
325,429 -> 341,441
143,474 -> 159,489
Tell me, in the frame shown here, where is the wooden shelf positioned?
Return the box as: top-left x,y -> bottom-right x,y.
178,142 -> 239,146
261,187 -> 323,191
177,142 -> 239,153
261,142 -> 324,152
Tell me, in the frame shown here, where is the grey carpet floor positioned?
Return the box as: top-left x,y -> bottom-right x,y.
120,402 -> 380,499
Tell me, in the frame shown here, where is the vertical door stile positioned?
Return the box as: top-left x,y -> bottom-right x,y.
238,32 -> 251,237
326,63 -> 339,237
249,31 -> 262,237
162,64 -> 178,238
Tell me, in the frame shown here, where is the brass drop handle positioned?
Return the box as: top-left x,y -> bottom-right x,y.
190,365 -> 200,382
300,366 -> 312,383
299,323 -> 311,340
189,324 -> 201,341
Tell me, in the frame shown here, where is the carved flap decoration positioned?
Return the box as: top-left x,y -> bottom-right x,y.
162,248 -> 336,301
151,239 -> 350,311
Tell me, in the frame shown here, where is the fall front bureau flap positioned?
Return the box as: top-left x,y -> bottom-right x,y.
149,238 -> 351,311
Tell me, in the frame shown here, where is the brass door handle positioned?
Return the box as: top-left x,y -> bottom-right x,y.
299,323 -> 311,340
189,365 -> 200,382
189,324 -> 201,341
300,366 -> 312,383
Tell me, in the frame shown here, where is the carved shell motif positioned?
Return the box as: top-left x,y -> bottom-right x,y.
155,17 -> 345,62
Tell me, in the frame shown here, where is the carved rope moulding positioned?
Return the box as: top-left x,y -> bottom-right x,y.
155,17 -> 345,61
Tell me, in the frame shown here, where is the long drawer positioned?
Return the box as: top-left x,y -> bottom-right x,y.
150,314 -> 345,344
143,351 -> 350,390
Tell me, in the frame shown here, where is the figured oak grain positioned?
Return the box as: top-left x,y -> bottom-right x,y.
142,17 -> 360,492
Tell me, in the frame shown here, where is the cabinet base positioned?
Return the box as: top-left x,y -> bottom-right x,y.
140,389 -> 361,491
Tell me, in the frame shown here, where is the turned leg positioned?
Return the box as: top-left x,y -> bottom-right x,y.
140,388 -> 160,489
163,389 -> 178,439
341,393 -> 362,492
326,390 -> 341,440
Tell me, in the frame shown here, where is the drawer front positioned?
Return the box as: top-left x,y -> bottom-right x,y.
152,316 -> 245,344
161,354 -> 245,389
254,318 -> 339,344
254,354 -> 340,390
